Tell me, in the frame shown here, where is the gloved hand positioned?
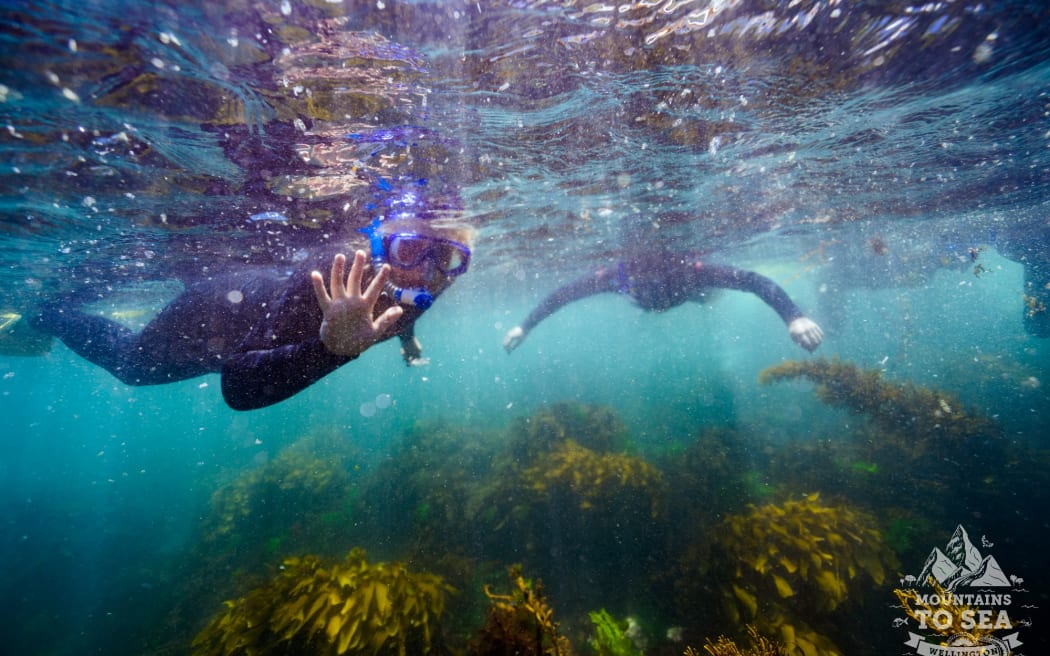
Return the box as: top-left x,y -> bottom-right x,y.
503,325 -> 526,353
788,316 -> 824,352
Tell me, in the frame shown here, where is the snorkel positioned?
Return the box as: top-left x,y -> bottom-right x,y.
362,218 -> 435,310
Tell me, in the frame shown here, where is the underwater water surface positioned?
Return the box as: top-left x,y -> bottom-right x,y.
2,1 -> 1050,655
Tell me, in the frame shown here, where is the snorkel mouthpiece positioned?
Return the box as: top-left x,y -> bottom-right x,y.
387,283 -> 434,309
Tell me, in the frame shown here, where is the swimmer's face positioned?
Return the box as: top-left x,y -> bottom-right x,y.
376,220 -> 474,294
390,253 -> 455,294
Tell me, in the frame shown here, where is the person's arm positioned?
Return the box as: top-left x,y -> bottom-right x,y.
221,339 -> 355,410
697,263 -> 824,352
221,251 -> 405,410
503,268 -> 619,352
398,323 -> 428,366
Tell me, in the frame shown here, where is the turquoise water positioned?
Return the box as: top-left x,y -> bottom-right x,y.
3,1 -> 1050,655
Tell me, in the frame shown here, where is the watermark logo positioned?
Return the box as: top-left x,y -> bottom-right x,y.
892,524 -> 1031,656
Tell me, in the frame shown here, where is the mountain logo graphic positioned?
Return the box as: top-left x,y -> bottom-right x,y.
893,525 -> 1028,656
915,524 -> 1012,591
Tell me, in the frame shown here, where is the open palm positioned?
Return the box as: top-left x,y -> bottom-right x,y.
311,251 -> 404,356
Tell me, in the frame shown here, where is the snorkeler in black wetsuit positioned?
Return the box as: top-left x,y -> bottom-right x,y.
31,219 -> 474,411
503,252 -> 824,354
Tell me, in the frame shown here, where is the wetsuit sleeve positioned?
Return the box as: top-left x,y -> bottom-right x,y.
220,337 -> 354,411
519,269 -> 620,334
697,264 -> 805,324
398,323 -> 424,365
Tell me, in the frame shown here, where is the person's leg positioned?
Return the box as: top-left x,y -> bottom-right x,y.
31,303 -> 212,385
0,310 -> 53,356
31,269 -> 280,385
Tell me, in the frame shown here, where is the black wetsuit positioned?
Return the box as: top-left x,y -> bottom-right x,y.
34,264 -> 425,411
518,255 -> 805,335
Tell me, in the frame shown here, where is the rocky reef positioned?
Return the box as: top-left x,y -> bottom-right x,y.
138,396 -> 1042,656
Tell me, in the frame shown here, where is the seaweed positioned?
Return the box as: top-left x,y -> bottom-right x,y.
192,547 -> 454,656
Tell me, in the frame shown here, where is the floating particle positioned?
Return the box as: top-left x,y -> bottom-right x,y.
158,31 -> 182,46
248,211 -> 289,223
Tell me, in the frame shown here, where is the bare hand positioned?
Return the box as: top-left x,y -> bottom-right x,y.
311,251 -> 404,356
788,316 -> 824,352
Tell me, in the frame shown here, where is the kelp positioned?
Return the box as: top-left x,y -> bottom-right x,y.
684,494 -> 898,656
758,357 -> 999,446
688,625 -> 786,656
470,564 -> 572,656
192,547 -> 453,656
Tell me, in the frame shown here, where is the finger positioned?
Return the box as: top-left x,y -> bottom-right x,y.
329,253 -> 347,298
347,250 -> 367,298
363,262 -> 390,303
310,270 -> 331,310
805,333 -> 820,351
372,305 -> 404,333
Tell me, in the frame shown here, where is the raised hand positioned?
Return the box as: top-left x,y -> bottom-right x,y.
311,250 -> 404,356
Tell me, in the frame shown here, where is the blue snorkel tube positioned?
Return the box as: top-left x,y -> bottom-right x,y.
362,218 -> 434,310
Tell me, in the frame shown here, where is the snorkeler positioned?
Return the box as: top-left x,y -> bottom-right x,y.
503,252 -> 824,354
29,216 -> 474,411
